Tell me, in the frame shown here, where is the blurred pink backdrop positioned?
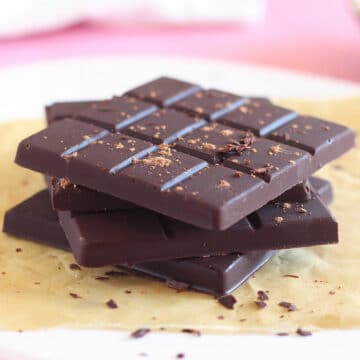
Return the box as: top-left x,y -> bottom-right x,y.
0,0 -> 359,82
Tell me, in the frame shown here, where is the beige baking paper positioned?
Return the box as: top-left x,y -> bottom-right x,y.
0,97 -> 359,333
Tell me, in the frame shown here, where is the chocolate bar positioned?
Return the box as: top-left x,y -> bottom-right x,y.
48,176 -> 326,212
3,190 -> 274,295
3,176 -> 333,294
58,180 -> 336,266
17,78 -> 353,230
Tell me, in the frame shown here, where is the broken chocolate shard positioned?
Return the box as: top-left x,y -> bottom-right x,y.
257,290 -> 269,301
181,328 -> 201,336
254,301 -> 267,309
131,328 -> 150,338
278,301 -> 297,312
217,295 -> 237,309
106,299 -> 118,309
296,328 -> 312,337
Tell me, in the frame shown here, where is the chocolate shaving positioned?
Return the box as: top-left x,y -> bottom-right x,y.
278,301 -> 297,311
217,131 -> 255,158
277,332 -> 289,336
95,276 -> 109,281
217,295 -> 237,310
251,163 -> 274,176
257,290 -> 269,301
166,279 -> 190,292
177,353 -> 185,359
283,274 -> 299,279
15,248 -> 22,253
131,328 -> 150,339
106,299 -> 118,309
296,328 -> 312,337
254,301 -> 267,309
69,263 -> 81,271
181,328 -> 201,336
69,292 -> 81,299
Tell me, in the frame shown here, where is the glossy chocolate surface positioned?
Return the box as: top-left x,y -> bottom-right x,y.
17,77 -> 352,230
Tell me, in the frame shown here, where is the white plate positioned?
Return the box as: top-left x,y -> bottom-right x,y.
1,56 -> 359,360
0,55 -> 360,123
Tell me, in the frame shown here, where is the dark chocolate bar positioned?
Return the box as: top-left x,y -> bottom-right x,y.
3,190 -> 274,295
17,77 -> 353,230
48,176 -> 324,212
56,181 -> 336,266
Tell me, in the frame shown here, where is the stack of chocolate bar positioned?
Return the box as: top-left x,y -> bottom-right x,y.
3,77 -> 355,296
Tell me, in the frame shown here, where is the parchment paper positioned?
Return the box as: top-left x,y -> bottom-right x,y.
0,97 -> 359,333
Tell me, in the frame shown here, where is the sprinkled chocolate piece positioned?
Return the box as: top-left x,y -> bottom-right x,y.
94,276 -> 109,281
254,301 -> 267,309
278,301 -> 297,311
296,328 -> 312,337
15,248 -> 22,252
69,292 -> 81,299
131,328 -> 150,338
181,328 -> 201,336
257,290 -> 269,301
69,263 -> 81,270
106,299 -> 118,309
217,295 -> 237,309
176,353 -> 185,359
277,332 -> 289,336
283,274 -> 299,279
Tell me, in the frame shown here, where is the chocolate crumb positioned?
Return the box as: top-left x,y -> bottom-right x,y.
296,328 -> 312,336
177,353 -> 185,359
254,301 -> 267,309
202,142 -> 217,150
329,290 -> 336,295
69,263 -> 81,271
131,328 -> 150,338
69,292 -> 81,299
217,295 -> 237,309
282,202 -> 291,209
125,290 -> 132,294
274,216 -> 284,224
181,328 -> 201,336
218,179 -> 231,188
277,332 -> 289,336
283,274 -> 299,279
15,248 -> 22,252
106,299 -> 118,309
251,163 -> 274,176
268,144 -> 284,155
95,276 -> 109,281
166,279 -> 190,292
239,318 -> 247,322
257,290 -> 269,301
58,177 -> 71,189
34,282 -> 40,285
278,301 -> 297,311
217,315 -> 224,320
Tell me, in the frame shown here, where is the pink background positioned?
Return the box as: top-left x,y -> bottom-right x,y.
0,0 -> 359,82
